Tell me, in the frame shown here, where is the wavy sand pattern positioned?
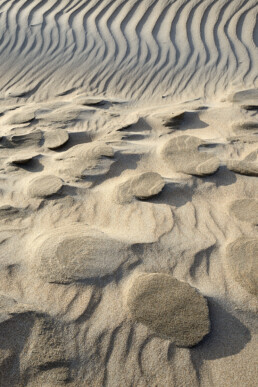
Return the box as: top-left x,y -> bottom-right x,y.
0,1 -> 257,386
0,0 -> 257,101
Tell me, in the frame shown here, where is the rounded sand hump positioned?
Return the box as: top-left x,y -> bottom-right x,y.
116,172 -> 165,203
44,129 -> 69,149
161,135 -> 220,176
27,175 -> 63,198
226,238 -> 258,295
126,273 -> 210,347
33,226 -> 130,283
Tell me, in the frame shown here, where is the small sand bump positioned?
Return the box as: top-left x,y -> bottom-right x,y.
56,143 -> 114,178
75,96 -> 107,107
127,273 -> 210,347
27,175 -> 63,198
229,199 -> 258,225
227,160 -> 258,177
226,238 -> 258,295
229,89 -> 258,103
38,108 -> 80,123
2,130 -> 42,149
5,111 -> 35,125
8,151 -> 38,165
161,135 -> 220,176
116,172 -> 165,203
33,226 -> 130,283
44,129 -> 69,149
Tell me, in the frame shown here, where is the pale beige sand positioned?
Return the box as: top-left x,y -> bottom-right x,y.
0,1 -> 257,386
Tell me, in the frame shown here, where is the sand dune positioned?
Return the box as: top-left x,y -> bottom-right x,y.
0,0 -> 257,101
0,0 -> 257,386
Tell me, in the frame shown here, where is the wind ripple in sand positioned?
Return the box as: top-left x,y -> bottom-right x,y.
0,0 -> 257,100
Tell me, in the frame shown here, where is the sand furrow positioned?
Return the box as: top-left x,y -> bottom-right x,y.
0,0 -> 256,100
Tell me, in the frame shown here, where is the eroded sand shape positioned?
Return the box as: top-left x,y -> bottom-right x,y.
226,238 -> 258,295
230,89 -> 258,104
116,172 -> 165,203
3,130 -> 42,149
44,129 -> 69,149
5,110 -> 35,125
229,199 -> 258,225
27,175 -> 63,198
127,273 -> 210,347
75,96 -> 106,107
161,135 -> 220,176
33,226 -> 130,283
227,160 -> 258,177
56,143 -> 114,178
8,151 -> 38,165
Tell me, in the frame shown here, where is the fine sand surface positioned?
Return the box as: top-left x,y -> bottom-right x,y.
0,1 -> 257,386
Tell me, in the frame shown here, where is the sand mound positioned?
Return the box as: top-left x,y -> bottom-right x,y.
2,130 -> 42,149
226,238 -> 258,296
227,160 -> 258,177
127,273 -> 210,347
229,199 -> 258,225
56,143 -> 114,178
227,149 -> 258,176
75,97 -> 107,107
27,175 -> 63,198
8,151 -> 38,165
44,129 -> 69,150
5,110 -> 35,125
116,172 -> 165,203
33,226 -> 130,283
230,89 -> 258,104
161,135 -> 220,176
38,108 -> 80,124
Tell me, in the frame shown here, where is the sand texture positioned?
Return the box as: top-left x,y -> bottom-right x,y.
0,0 -> 257,386
127,273 -> 210,347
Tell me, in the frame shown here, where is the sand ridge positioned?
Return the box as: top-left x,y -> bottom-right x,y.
0,0 -> 257,102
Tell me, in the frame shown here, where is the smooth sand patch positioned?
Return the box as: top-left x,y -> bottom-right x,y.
127,273 -> 210,347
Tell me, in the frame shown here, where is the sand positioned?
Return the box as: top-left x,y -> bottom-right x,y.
0,0 -> 257,386
126,273 -> 210,347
